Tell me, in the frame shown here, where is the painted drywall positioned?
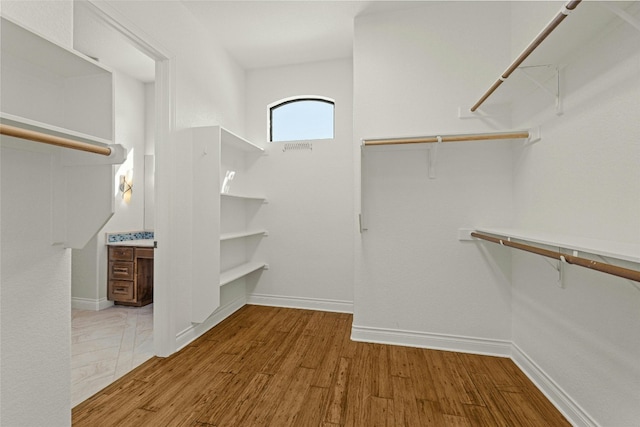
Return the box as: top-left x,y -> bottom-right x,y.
144,83 -> 156,230
353,3 -> 514,351
71,69 -> 147,307
0,2 -> 74,425
245,58 -> 354,311
105,1 -> 246,134
507,3 -> 640,425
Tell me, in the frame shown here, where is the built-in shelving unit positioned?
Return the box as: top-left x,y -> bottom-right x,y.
219,127 -> 268,289
175,125 -> 268,323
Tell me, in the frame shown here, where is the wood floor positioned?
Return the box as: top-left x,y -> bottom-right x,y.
73,305 -> 570,426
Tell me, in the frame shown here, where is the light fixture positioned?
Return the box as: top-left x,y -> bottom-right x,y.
119,170 -> 133,202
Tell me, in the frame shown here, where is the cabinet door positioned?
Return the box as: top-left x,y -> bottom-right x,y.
136,257 -> 154,305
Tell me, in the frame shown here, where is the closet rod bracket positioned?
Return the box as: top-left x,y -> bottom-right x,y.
527,126 -> 542,144
518,65 -> 563,115
427,136 -> 442,179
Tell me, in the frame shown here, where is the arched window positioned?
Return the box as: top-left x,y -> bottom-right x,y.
269,96 -> 335,142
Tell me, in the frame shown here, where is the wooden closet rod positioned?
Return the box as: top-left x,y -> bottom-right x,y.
471,231 -> 640,283
470,0 -> 582,112
363,131 -> 530,146
0,124 -> 112,156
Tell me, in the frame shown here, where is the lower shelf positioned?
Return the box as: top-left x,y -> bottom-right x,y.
220,261 -> 267,287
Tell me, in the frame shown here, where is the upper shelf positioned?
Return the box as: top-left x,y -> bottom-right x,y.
0,113 -> 112,147
1,15 -> 113,143
221,127 -> 264,153
220,193 -> 267,202
475,227 -> 640,264
469,1 -> 640,112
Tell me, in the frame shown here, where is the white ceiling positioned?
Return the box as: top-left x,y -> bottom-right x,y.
72,1 -> 425,82
181,1 -> 426,70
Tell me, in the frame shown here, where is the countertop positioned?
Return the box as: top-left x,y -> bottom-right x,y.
107,239 -> 155,247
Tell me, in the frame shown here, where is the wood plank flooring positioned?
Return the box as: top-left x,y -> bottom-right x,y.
73,305 -> 570,426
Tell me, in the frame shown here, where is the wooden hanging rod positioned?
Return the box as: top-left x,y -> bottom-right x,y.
363,131 -> 530,146
470,0 -> 582,112
471,231 -> 640,283
0,124 -> 112,156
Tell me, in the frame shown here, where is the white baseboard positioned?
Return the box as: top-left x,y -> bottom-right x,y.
511,343 -> 597,427
351,324 -> 511,357
71,297 -> 113,311
247,293 -> 353,313
175,294 -> 247,351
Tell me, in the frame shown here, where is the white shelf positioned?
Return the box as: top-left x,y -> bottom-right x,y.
220,192 -> 267,202
220,229 -> 268,241
220,261 -> 267,287
1,15 -> 113,142
472,1 -> 640,108
0,113 -> 112,147
221,127 -> 264,153
475,227 -> 640,264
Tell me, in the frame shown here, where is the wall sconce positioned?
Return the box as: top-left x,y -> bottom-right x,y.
119,170 -> 133,202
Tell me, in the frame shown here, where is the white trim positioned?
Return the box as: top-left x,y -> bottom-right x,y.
351,324 -> 511,357
84,0 -> 176,358
175,295 -> 247,351
71,297 -> 113,311
247,293 -> 353,313
511,343 -> 598,427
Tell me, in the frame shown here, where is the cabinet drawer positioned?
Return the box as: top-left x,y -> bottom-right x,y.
109,261 -> 134,280
109,246 -> 134,261
108,281 -> 135,302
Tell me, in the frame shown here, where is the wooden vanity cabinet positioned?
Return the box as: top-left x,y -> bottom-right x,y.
108,246 -> 154,307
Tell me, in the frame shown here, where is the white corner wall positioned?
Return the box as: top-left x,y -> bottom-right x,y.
245,59 -> 354,312
353,3 -> 514,354
507,3 -> 640,425
72,70 -> 147,308
0,2 -> 74,426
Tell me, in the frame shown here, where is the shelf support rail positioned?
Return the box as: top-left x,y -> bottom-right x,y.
469,0 -> 582,113
0,123 -> 112,156
471,231 -> 640,283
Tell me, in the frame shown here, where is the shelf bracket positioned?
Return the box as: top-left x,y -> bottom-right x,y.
600,2 -> 640,33
427,136 -> 442,179
518,65 -> 563,116
543,250 -> 571,288
527,126 -> 542,145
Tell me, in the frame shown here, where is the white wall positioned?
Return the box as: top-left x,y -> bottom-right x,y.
72,70 -> 147,307
245,58 -> 354,311
105,1 -> 245,134
353,3 -> 514,354
507,3 -> 640,425
0,2 -> 74,426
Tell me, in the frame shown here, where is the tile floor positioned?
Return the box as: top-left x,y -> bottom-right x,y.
71,304 -> 154,407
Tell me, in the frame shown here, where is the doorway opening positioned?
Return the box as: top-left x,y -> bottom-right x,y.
70,0 -> 173,406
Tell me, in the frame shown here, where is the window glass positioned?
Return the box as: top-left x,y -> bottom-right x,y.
270,98 -> 334,142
